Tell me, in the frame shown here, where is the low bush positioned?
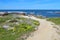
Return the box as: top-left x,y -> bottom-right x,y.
0,16 -> 40,40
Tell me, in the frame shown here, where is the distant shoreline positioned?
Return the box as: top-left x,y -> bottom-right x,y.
0,10 -> 60,18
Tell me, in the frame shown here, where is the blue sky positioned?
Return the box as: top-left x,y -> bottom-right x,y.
0,0 -> 60,9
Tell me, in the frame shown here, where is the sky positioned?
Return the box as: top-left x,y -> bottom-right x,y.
0,0 -> 60,9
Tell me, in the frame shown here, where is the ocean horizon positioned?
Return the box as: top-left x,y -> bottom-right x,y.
0,10 -> 60,18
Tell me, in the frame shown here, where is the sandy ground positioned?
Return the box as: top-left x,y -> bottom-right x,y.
20,16 -> 58,40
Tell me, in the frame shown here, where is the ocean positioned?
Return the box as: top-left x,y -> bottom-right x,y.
0,10 -> 60,18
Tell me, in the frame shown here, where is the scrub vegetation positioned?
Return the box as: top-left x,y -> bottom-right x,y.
47,18 -> 60,25
0,15 -> 40,40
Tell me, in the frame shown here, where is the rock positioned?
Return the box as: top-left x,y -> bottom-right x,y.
3,25 -> 10,29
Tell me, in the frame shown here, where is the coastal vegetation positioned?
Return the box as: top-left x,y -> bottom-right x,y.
47,18 -> 60,25
0,15 -> 40,40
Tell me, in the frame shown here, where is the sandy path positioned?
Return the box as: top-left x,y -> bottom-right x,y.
20,16 -> 56,40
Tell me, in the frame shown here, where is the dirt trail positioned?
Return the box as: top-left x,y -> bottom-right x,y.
21,16 -> 56,40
